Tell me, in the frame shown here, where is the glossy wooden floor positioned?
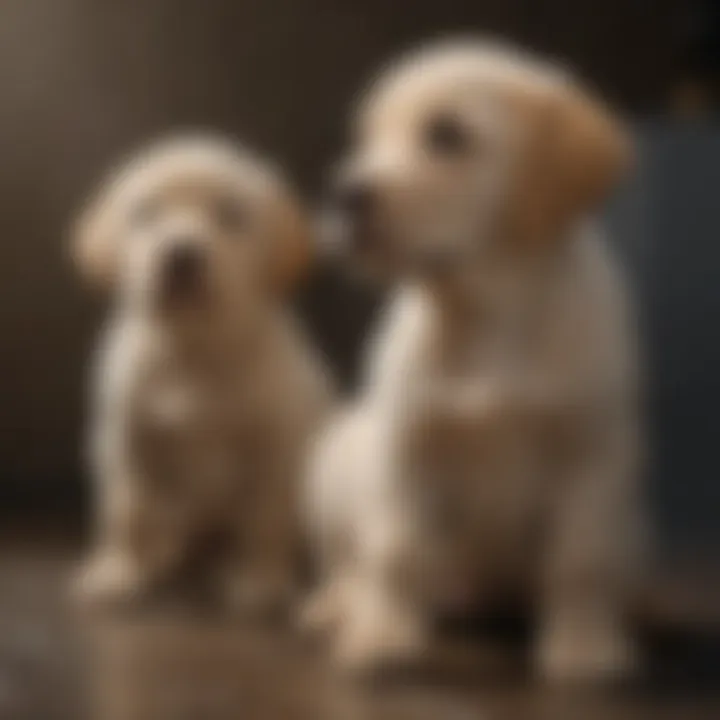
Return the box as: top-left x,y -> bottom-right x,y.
0,529 -> 718,720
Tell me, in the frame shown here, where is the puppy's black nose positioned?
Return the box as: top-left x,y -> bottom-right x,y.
164,241 -> 204,289
332,180 -> 376,223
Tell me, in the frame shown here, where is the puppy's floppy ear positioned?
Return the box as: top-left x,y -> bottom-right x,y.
71,185 -> 122,288
513,80 -> 632,247
549,82 -> 632,220
269,189 -> 312,292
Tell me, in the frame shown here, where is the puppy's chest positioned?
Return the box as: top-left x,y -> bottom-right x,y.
418,332 -> 517,440
132,368 -> 275,485
409,334 -> 541,524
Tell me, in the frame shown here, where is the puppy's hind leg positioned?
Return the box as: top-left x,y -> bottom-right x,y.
535,436 -> 641,683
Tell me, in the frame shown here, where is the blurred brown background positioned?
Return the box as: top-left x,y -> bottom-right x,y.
0,0 -> 717,560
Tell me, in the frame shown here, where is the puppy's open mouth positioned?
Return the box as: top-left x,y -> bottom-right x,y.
157,257 -> 211,312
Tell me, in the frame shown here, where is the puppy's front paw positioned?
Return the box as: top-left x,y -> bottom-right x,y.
333,604 -> 426,675
536,621 -> 637,684
297,584 -> 342,637
71,553 -> 146,608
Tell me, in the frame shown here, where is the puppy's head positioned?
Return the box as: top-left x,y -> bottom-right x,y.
73,136 -> 309,319
327,40 -> 631,280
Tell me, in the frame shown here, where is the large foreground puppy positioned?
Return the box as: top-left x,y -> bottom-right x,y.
74,136 -> 330,611
305,42 -> 643,681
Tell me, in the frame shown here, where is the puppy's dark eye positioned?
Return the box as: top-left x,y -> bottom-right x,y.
215,197 -> 246,232
423,114 -> 470,156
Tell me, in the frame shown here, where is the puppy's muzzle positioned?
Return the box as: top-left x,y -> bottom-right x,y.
161,239 -> 206,299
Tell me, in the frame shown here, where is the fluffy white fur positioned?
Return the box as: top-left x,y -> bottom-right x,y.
303,41 -> 644,681
74,136 -> 331,611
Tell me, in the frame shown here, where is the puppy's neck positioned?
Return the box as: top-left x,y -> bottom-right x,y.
418,258 -> 527,325
416,242 -> 566,346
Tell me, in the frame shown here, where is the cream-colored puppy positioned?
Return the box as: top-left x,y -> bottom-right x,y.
74,136 -> 331,611
304,41 -> 643,681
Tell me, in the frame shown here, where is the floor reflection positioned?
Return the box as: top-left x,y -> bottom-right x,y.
1,536 -> 719,720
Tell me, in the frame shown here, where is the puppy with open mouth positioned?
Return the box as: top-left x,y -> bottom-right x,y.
304,40 -> 644,682
73,136 -> 331,612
